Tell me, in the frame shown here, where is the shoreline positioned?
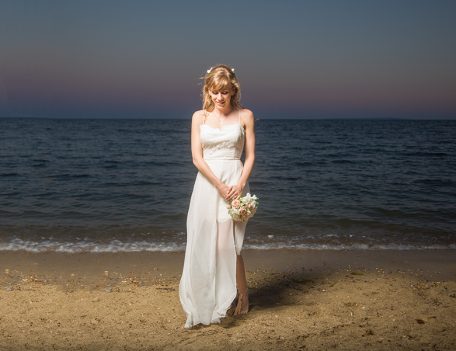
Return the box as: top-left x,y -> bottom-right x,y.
1,249 -> 455,350
1,248 -> 455,283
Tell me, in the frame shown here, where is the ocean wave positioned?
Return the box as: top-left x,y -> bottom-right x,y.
0,237 -> 454,253
0,238 -> 185,253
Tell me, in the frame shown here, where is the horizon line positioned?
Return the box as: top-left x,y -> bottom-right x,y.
1,116 -> 456,121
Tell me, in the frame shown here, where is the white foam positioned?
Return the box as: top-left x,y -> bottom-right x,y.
0,237 -> 185,253
0,237 -> 454,253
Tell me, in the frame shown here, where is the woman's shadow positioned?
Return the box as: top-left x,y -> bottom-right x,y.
220,268 -> 324,328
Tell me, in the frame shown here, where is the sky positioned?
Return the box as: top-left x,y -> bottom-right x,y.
0,0 -> 455,119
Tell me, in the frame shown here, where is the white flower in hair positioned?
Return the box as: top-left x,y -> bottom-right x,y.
231,68 -> 235,72
206,67 -> 213,74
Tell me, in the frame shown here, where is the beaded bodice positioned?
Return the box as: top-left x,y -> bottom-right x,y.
200,123 -> 245,160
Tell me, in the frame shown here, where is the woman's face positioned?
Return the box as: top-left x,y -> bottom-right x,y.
209,85 -> 233,109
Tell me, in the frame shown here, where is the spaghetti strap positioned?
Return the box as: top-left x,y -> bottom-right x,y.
238,109 -> 241,124
202,110 -> 206,124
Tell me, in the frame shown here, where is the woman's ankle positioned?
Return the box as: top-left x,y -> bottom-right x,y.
237,288 -> 248,296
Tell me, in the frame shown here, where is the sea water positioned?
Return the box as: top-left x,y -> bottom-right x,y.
1,118 -> 455,252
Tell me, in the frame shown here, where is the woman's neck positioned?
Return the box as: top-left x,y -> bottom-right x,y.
211,105 -> 232,117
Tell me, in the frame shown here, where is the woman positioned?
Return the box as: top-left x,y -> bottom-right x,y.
179,64 -> 256,328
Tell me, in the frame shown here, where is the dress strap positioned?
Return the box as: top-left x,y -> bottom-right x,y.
202,110 -> 206,124
238,109 -> 241,125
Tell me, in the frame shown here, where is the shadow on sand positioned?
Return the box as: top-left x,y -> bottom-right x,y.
219,268 -> 328,328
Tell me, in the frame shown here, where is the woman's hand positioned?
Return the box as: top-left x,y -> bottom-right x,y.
217,183 -> 233,201
226,183 -> 244,202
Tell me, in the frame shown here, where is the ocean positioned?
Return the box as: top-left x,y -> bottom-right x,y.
0,118 -> 455,252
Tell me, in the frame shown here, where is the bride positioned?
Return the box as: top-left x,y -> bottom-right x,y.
179,64 -> 256,328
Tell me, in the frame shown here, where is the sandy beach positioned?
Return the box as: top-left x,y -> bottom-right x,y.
1,249 -> 455,350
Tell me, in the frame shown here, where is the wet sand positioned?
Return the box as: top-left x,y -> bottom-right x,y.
1,249 -> 455,350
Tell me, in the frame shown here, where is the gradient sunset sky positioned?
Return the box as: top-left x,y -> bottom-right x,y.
1,0 -> 455,119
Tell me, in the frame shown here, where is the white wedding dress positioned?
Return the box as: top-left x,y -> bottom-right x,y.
179,111 -> 249,328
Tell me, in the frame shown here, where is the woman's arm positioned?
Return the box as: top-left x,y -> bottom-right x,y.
226,109 -> 255,201
191,111 -> 232,199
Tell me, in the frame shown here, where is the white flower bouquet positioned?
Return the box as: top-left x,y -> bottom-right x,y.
227,193 -> 259,222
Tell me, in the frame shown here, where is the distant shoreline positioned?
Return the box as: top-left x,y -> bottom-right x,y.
1,248 -> 455,281
1,116 -> 456,120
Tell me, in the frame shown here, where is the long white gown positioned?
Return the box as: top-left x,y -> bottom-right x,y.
179,111 -> 249,328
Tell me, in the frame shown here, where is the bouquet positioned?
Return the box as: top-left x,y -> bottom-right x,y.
227,193 -> 259,222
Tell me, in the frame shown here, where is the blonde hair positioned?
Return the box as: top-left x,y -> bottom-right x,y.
201,64 -> 241,111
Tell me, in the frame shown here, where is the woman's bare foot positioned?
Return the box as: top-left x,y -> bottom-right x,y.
234,290 -> 249,315
226,299 -> 236,316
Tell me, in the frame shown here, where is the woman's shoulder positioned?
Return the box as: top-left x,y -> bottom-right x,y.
239,108 -> 255,125
191,109 -> 206,124
239,107 -> 254,114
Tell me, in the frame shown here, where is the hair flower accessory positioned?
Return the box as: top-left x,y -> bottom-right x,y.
206,66 -> 235,74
